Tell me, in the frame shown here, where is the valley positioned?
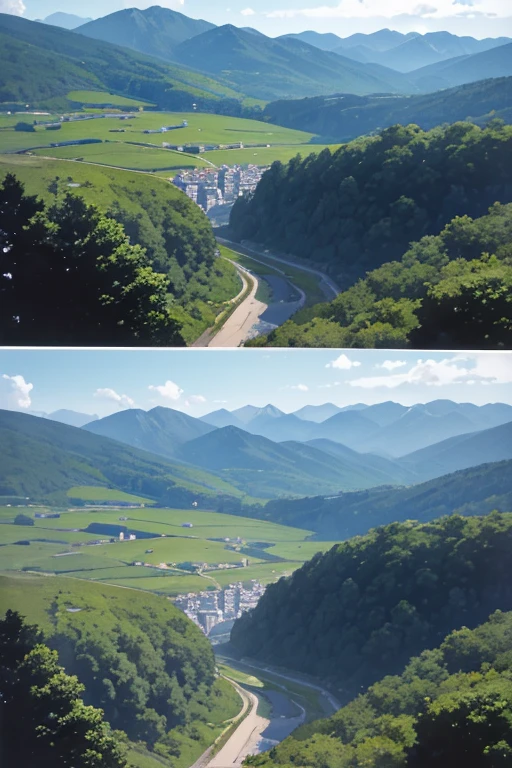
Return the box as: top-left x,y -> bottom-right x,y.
1,351 -> 512,767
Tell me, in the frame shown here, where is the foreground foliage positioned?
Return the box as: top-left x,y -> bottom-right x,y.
250,201 -> 512,349
0,577 -> 240,765
0,174 -> 186,345
247,610 -> 512,767
0,610 -> 127,768
231,513 -> 512,693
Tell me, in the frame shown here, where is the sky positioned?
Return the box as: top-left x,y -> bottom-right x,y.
0,349 -> 511,419
3,0 -> 511,38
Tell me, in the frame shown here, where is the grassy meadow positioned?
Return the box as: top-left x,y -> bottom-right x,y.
0,501 -> 333,595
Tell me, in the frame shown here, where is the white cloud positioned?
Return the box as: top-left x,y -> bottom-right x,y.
349,354 -> 512,390
94,388 -> 135,409
0,0 -> 26,15
0,374 -> 33,409
241,7 -> 256,15
265,0 -> 512,19
318,381 -> 341,389
214,399 -> 228,404
377,360 -> 408,371
326,354 -> 362,370
187,395 -> 207,404
148,380 -> 184,401
281,383 -> 309,392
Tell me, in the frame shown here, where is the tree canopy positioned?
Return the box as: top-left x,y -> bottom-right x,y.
0,610 -> 127,768
246,610 -> 512,768
249,202 -> 512,349
231,513 -> 512,694
0,174 -> 185,345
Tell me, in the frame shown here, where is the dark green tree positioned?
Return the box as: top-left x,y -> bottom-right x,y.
0,174 -> 185,346
0,610 -> 127,768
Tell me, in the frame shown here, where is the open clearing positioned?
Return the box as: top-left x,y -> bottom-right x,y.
0,504 -> 335,595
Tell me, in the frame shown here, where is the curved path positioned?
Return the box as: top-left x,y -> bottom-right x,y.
216,237 -> 341,301
207,683 -> 270,768
207,264 -> 268,348
221,657 -> 341,715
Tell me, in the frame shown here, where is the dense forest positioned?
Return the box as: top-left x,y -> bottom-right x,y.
262,77 -> 512,142
0,610 -> 127,767
231,513 -> 512,694
235,460 -> 512,539
246,609 -> 512,767
0,576 -> 240,765
248,199 -> 512,349
0,173 -> 238,346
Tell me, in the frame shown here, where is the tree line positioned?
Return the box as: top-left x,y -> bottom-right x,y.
246,609 -> 512,767
231,513 -> 512,694
230,120 -> 512,349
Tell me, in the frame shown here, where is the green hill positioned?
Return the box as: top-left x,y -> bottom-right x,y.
263,77 -> 512,142
177,425 -> 403,498
252,200 -> 512,349
246,610 -> 512,768
231,512 -> 512,691
0,409 -> 246,506
231,120 -> 512,285
0,157 -> 240,343
409,42 -> 512,92
78,6 -> 216,60
0,13 -> 247,111
171,24 -> 412,101
0,573 -> 241,766
241,459 -> 512,538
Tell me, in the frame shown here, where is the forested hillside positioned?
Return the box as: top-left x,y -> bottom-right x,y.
238,459 -> 512,538
0,575 -> 241,765
263,77 -> 512,141
0,408 -> 245,506
251,200 -> 512,348
231,513 -> 512,693
246,610 -> 512,767
231,121 -> 512,284
0,158 -> 239,344
0,13 -> 248,113
0,610 -> 127,768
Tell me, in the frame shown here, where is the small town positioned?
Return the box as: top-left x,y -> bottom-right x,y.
172,164 -> 269,213
174,580 -> 267,636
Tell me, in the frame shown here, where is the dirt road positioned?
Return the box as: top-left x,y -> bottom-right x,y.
207,684 -> 270,768
208,265 -> 267,348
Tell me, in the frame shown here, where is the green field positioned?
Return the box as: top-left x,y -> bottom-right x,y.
67,90 -> 155,107
33,142 -> 213,171
0,504 -> 332,595
204,143 -> 340,167
0,111 -> 315,155
66,486 -> 155,504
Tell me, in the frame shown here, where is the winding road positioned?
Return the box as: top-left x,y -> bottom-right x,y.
207,263 -> 268,348
216,237 -> 341,301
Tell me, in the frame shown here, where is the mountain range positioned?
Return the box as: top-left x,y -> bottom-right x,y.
1,10 -> 511,111
73,399 -> 512,497
2,402 -> 512,527
199,400 -> 512,456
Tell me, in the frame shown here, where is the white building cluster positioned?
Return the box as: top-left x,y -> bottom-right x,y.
172,164 -> 268,213
174,580 -> 266,635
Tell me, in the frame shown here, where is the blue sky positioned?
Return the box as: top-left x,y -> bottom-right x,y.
5,0 -> 511,38
0,349 -> 511,418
